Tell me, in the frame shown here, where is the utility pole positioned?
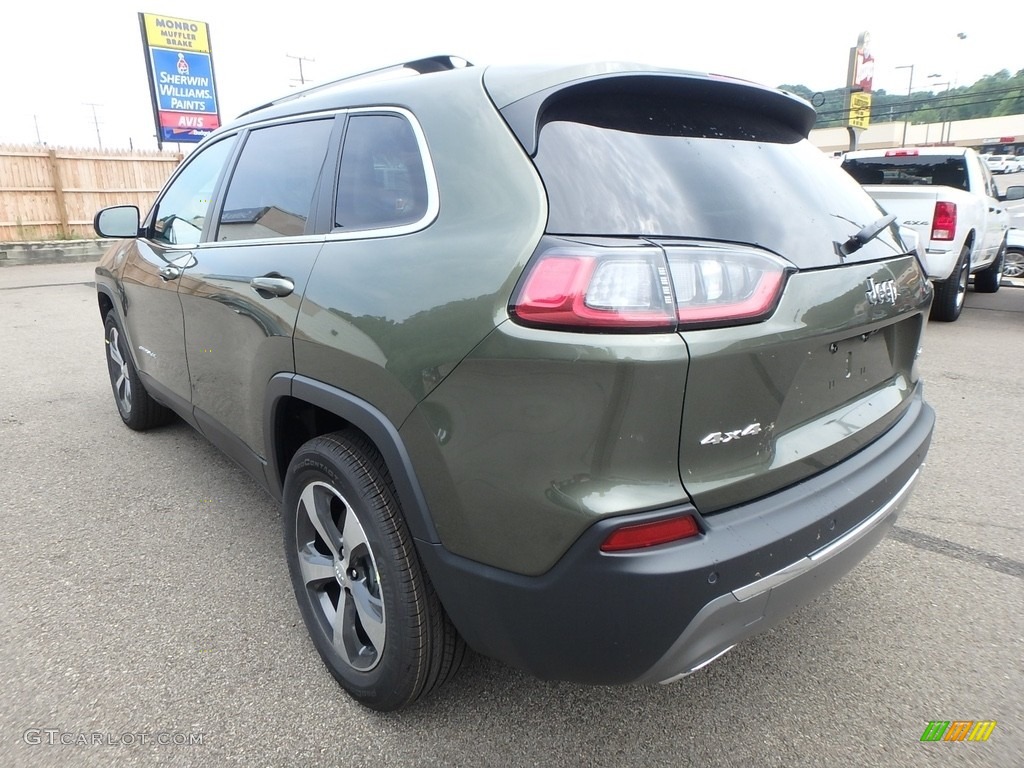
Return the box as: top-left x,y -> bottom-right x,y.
928,76 -> 951,145
895,64 -> 914,147
286,54 -> 315,87
83,102 -> 104,149
33,114 -> 43,145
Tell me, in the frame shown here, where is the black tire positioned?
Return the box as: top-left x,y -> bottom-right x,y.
283,430 -> 465,711
930,245 -> 970,322
103,310 -> 173,430
973,240 -> 1005,294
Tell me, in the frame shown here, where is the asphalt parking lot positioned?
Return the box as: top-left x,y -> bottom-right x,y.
0,261 -> 1021,767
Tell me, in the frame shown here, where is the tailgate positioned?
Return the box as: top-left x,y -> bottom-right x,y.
678,254 -> 930,513
861,185 -> 940,243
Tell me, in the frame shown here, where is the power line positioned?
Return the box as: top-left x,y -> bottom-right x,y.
812,88 -> 1024,122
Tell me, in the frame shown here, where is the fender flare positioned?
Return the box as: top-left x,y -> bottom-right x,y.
265,373 -> 440,544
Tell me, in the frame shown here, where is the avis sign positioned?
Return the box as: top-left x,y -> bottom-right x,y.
139,12 -> 221,146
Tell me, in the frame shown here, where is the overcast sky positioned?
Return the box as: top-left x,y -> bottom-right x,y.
2,0 -> 1019,150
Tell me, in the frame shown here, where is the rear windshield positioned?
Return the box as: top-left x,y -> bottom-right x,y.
532,89 -> 904,265
842,156 -> 968,191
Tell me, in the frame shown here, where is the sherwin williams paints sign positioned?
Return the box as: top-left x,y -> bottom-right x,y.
139,12 -> 221,146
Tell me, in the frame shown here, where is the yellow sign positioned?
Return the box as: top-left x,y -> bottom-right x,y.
848,92 -> 872,129
142,13 -> 210,53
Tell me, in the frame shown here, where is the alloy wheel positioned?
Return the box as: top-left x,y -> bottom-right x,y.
1005,250 -> 1024,279
955,258 -> 969,310
294,480 -> 386,672
107,325 -> 132,414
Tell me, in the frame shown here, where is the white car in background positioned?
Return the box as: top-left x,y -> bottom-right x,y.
983,154 -> 1013,174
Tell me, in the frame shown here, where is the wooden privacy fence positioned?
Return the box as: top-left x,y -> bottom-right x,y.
0,145 -> 183,242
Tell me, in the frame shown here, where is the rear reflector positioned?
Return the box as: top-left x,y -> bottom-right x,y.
600,514 -> 701,552
931,201 -> 957,241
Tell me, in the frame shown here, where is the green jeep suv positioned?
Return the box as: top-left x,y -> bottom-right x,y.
94,56 -> 935,711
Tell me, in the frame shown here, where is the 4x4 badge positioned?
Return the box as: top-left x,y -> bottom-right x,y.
865,277 -> 897,306
700,423 -> 762,445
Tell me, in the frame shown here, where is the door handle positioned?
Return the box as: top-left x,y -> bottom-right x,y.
159,265 -> 182,281
250,275 -> 295,298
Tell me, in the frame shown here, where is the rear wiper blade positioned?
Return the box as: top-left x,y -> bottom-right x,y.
839,213 -> 897,256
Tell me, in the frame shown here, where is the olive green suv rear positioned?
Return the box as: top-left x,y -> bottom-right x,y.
93,57 -> 934,711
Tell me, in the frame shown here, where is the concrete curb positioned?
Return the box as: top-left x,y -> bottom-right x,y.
0,239 -> 113,268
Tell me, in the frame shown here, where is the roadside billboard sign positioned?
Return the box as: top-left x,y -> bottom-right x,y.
846,31 -> 874,131
849,93 -> 872,129
139,12 -> 221,148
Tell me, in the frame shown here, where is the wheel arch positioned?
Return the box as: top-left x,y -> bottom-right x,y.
97,286 -> 144,373
962,229 -> 975,255
97,285 -> 116,322
265,374 -> 440,544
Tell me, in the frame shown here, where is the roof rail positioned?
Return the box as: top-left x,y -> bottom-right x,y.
239,55 -> 473,117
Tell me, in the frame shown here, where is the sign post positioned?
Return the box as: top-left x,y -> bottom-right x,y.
139,12 -> 221,149
844,31 -> 874,151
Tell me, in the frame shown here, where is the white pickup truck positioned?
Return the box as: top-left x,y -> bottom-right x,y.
841,147 -> 1014,321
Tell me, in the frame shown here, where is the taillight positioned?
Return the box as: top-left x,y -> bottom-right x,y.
510,246 -> 676,331
884,149 -> 919,157
666,245 -> 790,328
931,201 -> 957,241
510,242 -> 792,332
600,514 -> 701,552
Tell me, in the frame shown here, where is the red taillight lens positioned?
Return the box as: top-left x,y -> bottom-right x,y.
600,514 -> 701,552
510,247 -> 677,331
511,243 -> 791,332
931,201 -> 957,241
884,149 -> 919,157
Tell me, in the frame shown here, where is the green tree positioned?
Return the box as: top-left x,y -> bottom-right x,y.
778,70 -> 1024,129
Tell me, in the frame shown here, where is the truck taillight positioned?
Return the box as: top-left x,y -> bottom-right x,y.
510,242 -> 792,332
884,149 -> 919,157
931,201 -> 957,241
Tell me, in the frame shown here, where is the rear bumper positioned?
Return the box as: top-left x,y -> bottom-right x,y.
418,388 -> 933,685
923,245 -> 957,280
641,467 -> 919,684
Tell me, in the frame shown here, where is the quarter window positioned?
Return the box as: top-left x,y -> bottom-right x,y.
217,119 -> 334,242
335,114 -> 428,231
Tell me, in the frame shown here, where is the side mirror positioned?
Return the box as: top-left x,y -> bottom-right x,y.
1000,186 -> 1024,202
94,205 -> 141,238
